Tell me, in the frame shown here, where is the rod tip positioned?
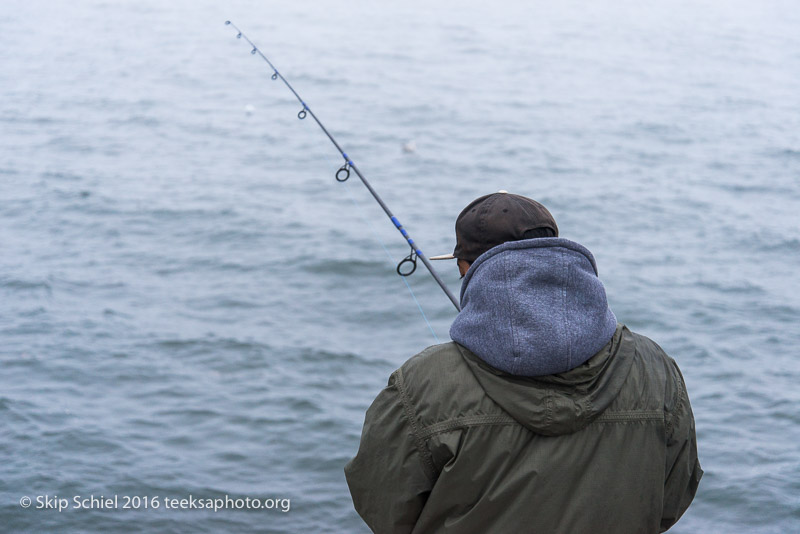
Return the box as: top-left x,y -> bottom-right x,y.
224,20 -> 231,25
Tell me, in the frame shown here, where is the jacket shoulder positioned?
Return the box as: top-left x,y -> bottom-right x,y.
399,341 -> 467,376
618,329 -> 687,416
394,342 -> 498,428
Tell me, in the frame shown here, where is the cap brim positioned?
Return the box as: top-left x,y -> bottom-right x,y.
428,254 -> 456,260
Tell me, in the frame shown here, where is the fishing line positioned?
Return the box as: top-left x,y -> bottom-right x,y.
224,21 -> 461,314
340,181 -> 440,342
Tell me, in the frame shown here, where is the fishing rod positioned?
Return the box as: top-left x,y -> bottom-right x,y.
225,21 -> 461,312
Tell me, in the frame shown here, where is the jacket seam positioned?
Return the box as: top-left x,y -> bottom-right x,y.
594,410 -> 663,422
417,415 -> 518,439
417,410 -> 664,437
393,368 -> 439,482
665,371 -> 686,438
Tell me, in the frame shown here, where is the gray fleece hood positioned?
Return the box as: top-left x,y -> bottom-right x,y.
450,237 -> 617,376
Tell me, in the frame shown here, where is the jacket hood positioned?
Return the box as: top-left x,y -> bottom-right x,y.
449,237 -> 617,376
458,324 -> 634,435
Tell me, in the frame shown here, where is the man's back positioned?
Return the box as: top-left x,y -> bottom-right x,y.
345,325 -> 702,533
347,232 -> 701,533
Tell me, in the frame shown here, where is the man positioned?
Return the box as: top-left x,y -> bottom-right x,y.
345,191 -> 702,534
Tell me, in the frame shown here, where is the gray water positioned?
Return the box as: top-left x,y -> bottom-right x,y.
2,0 -> 799,532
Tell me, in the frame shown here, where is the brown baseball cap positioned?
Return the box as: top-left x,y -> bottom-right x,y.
430,191 -> 558,263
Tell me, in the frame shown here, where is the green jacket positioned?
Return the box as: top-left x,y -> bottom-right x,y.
345,325 -> 702,533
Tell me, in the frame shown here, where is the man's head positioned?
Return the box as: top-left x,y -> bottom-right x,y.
431,191 -> 558,276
